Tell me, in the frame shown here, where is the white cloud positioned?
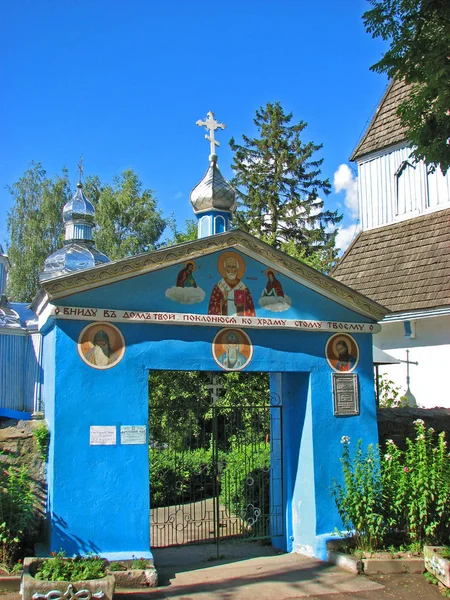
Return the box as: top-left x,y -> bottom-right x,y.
258,295 -> 292,313
333,164 -> 359,220
335,223 -> 361,254
165,287 -> 205,304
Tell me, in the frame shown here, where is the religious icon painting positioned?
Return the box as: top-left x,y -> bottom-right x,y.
208,252 -> 256,317
258,269 -> 292,313
325,333 -> 359,373
78,322 -> 125,370
165,260 -> 206,305
212,328 -> 253,371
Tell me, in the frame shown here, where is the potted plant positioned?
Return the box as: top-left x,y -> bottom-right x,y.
21,552 -> 115,600
107,557 -> 157,588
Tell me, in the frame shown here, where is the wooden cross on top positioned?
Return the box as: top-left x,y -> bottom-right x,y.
196,111 -> 226,156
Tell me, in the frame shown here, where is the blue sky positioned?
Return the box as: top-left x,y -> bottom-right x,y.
0,0 -> 388,252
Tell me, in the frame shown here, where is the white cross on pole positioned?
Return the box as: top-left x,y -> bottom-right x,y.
196,111 -> 226,156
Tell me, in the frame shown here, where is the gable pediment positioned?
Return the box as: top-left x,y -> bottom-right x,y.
38,230 -> 387,321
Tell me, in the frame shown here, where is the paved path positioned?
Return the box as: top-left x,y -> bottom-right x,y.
2,542 -> 444,600
115,542 -> 443,600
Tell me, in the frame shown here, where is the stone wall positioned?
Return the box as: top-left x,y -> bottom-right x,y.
377,407 -> 450,449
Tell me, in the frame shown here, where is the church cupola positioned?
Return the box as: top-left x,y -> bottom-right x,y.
190,112 -> 236,238
40,165 -> 110,282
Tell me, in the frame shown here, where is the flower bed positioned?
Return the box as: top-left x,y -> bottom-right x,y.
21,557 -> 115,600
327,540 -> 424,574
106,558 -> 157,588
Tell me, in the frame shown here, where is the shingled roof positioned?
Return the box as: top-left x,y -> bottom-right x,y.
332,208 -> 450,314
351,78 -> 411,162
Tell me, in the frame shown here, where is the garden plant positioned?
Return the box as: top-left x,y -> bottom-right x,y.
332,420 -> 450,553
0,464 -> 35,570
34,552 -> 107,581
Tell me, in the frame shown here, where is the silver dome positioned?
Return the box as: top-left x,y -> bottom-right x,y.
63,182 -> 95,224
190,155 -> 236,214
39,242 -> 110,282
40,180 -> 111,282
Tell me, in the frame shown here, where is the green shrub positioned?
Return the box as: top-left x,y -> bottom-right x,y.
33,424 -> 50,461
332,439 -> 386,551
0,465 -> 35,568
219,442 -> 270,537
149,447 -> 219,507
332,420 -> 450,551
35,552 -> 106,581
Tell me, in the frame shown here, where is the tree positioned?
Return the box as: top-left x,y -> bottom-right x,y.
163,217 -> 198,246
6,163 -> 70,302
6,165 -> 166,301
364,0 -> 450,174
149,371 -> 270,451
89,169 -> 166,260
230,102 -> 341,271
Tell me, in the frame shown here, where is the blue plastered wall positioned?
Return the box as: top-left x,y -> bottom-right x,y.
41,250 -> 379,559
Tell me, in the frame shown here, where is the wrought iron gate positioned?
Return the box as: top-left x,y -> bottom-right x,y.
149,377 -> 283,549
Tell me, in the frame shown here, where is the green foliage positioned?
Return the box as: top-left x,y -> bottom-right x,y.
33,423 -> 50,461
0,465 -> 35,568
6,163 -> 70,302
377,373 -> 407,408
332,439 -> 385,551
149,446 -> 219,508
424,571 -> 439,585
130,557 -> 149,570
35,552 -> 106,581
230,101 -> 341,270
363,0 -> 450,174
164,217 -> 198,246
107,561 -> 124,572
90,170 -> 166,260
6,165 -> 166,301
219,442 -> 271,536
332,421 -> 450,551
149,371 -> 270,451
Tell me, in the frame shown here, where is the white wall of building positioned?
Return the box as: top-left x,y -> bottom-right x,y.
375,315 -> 450,409
357,145 -> 450,231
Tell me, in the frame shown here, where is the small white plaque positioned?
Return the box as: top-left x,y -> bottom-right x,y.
90,426 -> 117,446
120,425 -> 147,445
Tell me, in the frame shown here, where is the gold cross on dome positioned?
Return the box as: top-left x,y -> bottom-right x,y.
196,111 -> 226,156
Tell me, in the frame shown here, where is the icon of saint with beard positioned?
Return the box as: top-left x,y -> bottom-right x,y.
85,329 -> 119,367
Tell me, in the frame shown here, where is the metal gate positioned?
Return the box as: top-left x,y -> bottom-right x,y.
149,375 -> 283,549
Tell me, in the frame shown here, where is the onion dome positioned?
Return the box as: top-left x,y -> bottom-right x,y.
63,182 -> 95,230
40,182 -> 110,282
190,154 -> 236,214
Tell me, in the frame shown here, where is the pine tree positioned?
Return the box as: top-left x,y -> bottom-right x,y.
230,102 -> 341,270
